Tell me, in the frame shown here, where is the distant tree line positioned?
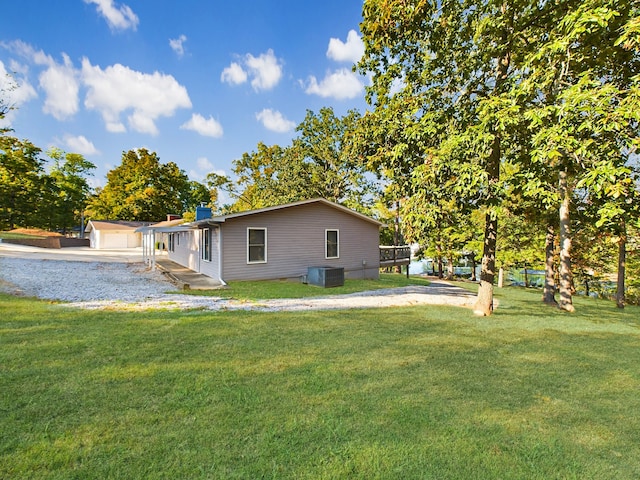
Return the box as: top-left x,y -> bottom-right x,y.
0,93 -> 95,233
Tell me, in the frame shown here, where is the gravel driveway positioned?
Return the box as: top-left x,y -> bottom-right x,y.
0,243 -> 478,311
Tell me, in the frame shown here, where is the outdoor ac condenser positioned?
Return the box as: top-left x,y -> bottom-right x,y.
306,266 -> 344,288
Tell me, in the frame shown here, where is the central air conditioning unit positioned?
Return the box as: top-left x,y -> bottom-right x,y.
306,266 -> 344,288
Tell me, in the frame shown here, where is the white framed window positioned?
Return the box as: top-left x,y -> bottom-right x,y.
326,229 -> 339,259
202,228 -> 211,261
168,233 -> 175,252
247,228 -> 267,263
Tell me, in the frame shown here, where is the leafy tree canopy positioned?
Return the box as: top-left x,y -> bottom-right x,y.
87,148 -> 194,222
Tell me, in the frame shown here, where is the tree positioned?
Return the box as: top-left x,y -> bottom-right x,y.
87,149 -> 192,221
214,108 -> 377,214
360,0 -> 639,313
1,81 -> 47,230
46,148 -> 95,233
0,135 -> 45,229
293,108 -> 374,210
359,0 -> 540,315
518,0 -> 640,310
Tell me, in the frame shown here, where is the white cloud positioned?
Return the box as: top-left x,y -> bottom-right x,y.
220,62 -> 247,85
256,108 -> 295,133
2,42 -> 80,121
169,34 -> 187,57
8,59 -> 29,76
245,49 -> 282,91
196,157 -> 214,171
3,40 -> 52,67
39,53 -> 79,120
0,60 -> 37,112
327,30 -> 365,63
84,0 -> 139,31
63,134 -> 99,155
305,68 -> 364,100
189,162 -> 225,183
221,49 -> 283,91
180,113 -> 223,138
81,58 -> 192,135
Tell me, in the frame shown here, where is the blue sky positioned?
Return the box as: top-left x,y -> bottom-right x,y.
1,0 -> 368,188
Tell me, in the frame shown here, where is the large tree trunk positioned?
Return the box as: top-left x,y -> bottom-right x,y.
474,211 -> 498,316
394,200 -> 402,274
616,223 -> 626,309
446,255 -> 454,280
542,223 -> 558,305
436,231 -> 444,279
474,128 -> 500,315
470,253 -> 477,282
474,12 -> 509,316
558,169 -> 575,312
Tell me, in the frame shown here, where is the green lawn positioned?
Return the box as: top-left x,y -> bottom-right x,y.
0,232 -> 44,240
184,272 -> 432,299
1,286 -> 639,479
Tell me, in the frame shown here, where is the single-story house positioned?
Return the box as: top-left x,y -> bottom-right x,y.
138,199 -> 385,284
85,220 -> 149,249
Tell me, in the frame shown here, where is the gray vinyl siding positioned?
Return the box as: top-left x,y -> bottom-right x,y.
220,202 -> 380,282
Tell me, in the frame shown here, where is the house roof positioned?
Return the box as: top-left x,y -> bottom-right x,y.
135,199 -> 385,234
195,198 -> 385,227
85,220 -> 150,232
134,218 -> 188,233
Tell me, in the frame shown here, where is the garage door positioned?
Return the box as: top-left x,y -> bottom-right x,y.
103,234 -> 129,249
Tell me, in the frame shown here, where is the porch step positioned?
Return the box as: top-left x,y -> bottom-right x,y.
155,259 -> 224,290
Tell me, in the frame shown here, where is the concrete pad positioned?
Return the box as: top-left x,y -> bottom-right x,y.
155,258 -> 224,290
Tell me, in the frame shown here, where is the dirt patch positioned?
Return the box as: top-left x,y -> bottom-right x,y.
8,228 -> 62,237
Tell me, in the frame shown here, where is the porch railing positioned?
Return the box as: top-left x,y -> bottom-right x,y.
379,245 -> 411,265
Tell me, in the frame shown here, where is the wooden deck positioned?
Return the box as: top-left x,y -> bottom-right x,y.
379,245 -> 411,267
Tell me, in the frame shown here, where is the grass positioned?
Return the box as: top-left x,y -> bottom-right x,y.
1,286 -> 640,479
182,272 -> 432,300
0,232 -> 43,240
0,228 -> 62,239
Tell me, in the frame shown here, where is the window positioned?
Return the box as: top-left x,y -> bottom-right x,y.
247,228 -> 267,263
326,229 -> 339,259
202,228 -> 211,261
168,233 -> 175,252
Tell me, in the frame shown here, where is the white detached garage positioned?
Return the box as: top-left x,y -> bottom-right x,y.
85,220 -> 148,249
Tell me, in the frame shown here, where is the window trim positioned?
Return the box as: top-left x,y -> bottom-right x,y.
325,229 -> 339,259
247,227 -> 267,264
202,228 -> 211,262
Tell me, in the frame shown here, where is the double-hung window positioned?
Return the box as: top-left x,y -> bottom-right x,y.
326,229 -> 339,259
202,228 -> 211,261
247,228 -> 267,263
